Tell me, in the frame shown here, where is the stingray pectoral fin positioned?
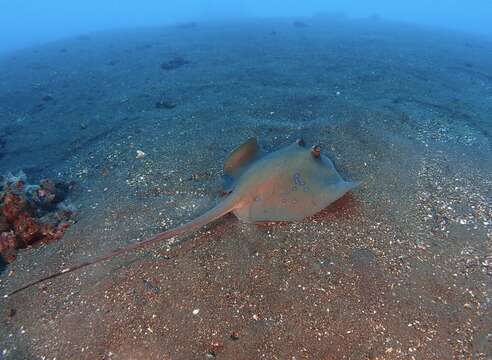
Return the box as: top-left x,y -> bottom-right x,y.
223,137 -> 262,178
316,180 -> 360,209
222,174 -> 235,194
333,180 -> 361,198
343,180 -> 361,191
7,196 -> 238,296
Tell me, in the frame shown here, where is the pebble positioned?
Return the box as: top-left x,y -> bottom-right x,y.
136,150 -> 146,159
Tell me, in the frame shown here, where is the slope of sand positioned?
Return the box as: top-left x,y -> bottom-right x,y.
0,17 -> 491,359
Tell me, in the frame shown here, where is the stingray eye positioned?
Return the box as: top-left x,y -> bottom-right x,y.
311,145 -> 321,158
296,138 -> 305,147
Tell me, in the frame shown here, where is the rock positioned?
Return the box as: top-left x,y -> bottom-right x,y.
155,100 -> 176,109
160,56 -> 189,70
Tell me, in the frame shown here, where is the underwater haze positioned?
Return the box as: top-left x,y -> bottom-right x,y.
0,0 -> 491,359
1,0 -> 492,52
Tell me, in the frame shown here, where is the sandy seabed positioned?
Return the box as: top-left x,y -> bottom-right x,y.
0,16 -> 491,359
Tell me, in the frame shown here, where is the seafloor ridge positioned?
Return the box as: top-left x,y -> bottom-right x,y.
0,16 -> 491,359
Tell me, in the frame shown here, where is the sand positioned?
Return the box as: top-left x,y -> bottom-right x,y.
0,16 -> 491,359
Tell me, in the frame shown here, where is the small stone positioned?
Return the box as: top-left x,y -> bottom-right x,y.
136,150 -> 146,159
160,56 -> 188,70
192,308 -> 200,315
80,122 -> 88,129
230,331 -> 239,340
155,100 -> 176,109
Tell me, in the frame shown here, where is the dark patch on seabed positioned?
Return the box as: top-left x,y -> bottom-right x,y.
0,16 -> 491,359
0,257 -> 6,275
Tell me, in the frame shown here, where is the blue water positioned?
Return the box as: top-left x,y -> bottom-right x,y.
1,0 -> 492,54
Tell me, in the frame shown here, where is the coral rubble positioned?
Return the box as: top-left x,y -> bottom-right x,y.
0,171 -> 77,263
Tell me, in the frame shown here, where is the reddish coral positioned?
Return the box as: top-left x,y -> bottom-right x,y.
0,176 -> 76,262
15,180 -> 25,191
39,223 -> 56,238
2,192 -> 29,222
0,231 -> 17,253
13,213 -> 41,245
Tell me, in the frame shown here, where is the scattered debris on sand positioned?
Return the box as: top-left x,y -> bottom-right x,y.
155,99 -> 176,109
0,171 -> 77,263
160,56 -> 189,70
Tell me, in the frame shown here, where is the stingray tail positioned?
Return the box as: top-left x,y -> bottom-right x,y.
6,197 -> 237,297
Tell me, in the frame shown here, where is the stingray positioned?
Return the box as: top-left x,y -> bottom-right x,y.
7,138 -> 359,296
